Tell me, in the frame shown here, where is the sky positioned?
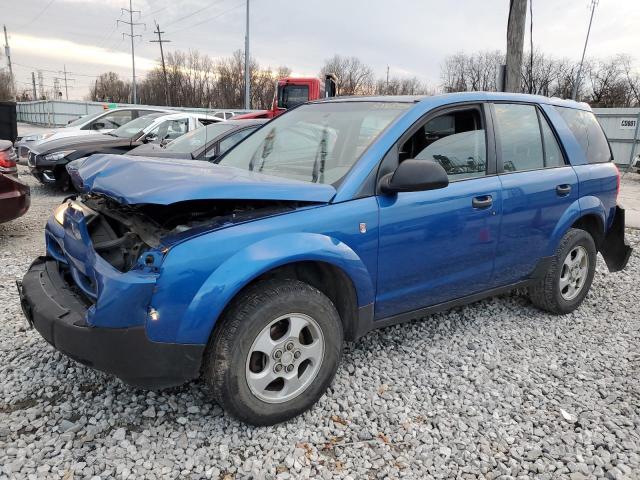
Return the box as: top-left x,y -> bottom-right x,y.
3,0 -> 640,101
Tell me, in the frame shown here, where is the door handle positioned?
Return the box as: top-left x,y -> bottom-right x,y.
556,184 -> 572,196
472,195 -> 493,209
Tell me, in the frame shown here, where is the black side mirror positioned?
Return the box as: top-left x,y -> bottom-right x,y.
92,122 -> 106,130
379,159 -> 449,194
144,133 -> 158,143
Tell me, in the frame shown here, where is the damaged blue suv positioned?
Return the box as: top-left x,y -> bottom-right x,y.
18,93 -> 632,425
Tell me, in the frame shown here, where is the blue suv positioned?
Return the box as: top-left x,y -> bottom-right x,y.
18,92 -> 632,425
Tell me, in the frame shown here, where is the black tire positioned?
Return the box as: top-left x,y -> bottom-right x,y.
528,228 -> 597,314
204,278 -> 343,426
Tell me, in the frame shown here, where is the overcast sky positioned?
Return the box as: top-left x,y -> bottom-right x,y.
4,0 -> 640,100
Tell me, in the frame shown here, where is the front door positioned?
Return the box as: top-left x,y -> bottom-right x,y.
375,104 -> 502,320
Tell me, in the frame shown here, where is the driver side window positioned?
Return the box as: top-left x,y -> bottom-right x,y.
400,107 -> 487,181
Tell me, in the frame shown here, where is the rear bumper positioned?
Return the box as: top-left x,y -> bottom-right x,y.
18,257 -> 205,389
600,206 -> 633,272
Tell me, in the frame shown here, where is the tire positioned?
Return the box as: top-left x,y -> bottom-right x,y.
528,228 -> 597,314
204,278 -> 344,426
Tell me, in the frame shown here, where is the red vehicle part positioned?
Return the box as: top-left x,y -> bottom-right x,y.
0,140 -> 17,176
235,75 -> 337,120
0,172 -> 31,223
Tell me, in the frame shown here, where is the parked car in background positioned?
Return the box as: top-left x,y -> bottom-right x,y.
27,112 -> 221,189
127,119 -> 266,160
0,141 -> 28,222
16,107 -> 170,162
18,93 -> 631,426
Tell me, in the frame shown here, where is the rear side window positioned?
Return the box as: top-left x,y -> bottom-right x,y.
555,107 -> 611,163
493,103 -> 565,172
494,104 -> 543,172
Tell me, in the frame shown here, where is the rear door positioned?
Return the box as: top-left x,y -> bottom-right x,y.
490,102 -> 579,286
375,103 -> 502,319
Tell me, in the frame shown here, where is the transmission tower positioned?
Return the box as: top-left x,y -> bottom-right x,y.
118,0 -> 145,104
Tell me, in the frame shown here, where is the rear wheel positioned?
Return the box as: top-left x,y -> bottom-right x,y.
204,279 -> 343,425
529,228 -> 596,314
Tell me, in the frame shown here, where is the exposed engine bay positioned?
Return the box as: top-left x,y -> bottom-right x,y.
79,194 -> 307,272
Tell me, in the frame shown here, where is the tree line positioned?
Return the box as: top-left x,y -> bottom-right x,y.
441,50 -> 640,107
5,49 -> 639,108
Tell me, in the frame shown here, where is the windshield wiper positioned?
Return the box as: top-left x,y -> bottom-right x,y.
249,128 -> 276,172
311,126 -> 329,183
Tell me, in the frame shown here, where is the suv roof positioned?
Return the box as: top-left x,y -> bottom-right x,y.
316,92 -> 592,111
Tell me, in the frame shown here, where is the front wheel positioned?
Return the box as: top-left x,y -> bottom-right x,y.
529,228 -> 597,314
204,279 -> 343,425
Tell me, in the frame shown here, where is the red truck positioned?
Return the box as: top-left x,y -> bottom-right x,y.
235,75 -> 337,119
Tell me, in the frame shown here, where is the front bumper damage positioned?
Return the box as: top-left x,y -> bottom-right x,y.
18,257 -> 205,389
600,206 -> 633,272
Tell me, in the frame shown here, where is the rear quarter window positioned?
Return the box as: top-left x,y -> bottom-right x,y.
555,107 -> 611,164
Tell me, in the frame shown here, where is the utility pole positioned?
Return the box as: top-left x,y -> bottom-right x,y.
504,0 -> 527,92
150,22 -> 170,106
55,68 -> 74,100
31,72 -> 37,100
62,65 -> 69,100
118,0 -> 144,104
3,25 -> 14,98
572,0 -> 598,100
244,0 -> 250,109
37,71 -> 44,100
386,65 -> 389,94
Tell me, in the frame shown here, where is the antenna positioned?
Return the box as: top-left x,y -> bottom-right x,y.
118,0 -> 145,104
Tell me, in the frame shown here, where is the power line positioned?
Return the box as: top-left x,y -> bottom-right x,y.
163,0 -> 227,28
19,0 -> 57,28
572,0 -> 598,100
167,1 -> 245,35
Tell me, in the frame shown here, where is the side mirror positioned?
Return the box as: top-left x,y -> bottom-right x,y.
92,121 -> 106,130
379,159 -> 449,194
144,132 -> 158,143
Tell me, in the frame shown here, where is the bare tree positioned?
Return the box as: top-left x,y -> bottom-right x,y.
0,69 -> 14,101
320,55 -> 374,96
89,72 -> 131,103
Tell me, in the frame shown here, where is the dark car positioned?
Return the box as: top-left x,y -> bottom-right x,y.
0,140 -> 18,177
127,119 -> 267,161
0,139 -> 30,223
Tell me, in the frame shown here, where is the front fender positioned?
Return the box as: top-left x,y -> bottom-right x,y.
175,232 -> 375,344
546,196 -> 606,257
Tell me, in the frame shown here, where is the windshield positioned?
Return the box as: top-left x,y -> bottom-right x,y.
277,84 -> 309,109
65,111 -> 105,128
165,122 -> 236,153
218,102 -> 409,184
111,114 -> 163,138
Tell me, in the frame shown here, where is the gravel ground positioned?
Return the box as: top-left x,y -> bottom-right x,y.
1,166 -> 639,480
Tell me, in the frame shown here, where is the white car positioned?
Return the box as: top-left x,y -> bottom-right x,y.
16,107 -> 171,161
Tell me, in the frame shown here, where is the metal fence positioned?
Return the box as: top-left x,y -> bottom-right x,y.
16,100 -> 254,127
593,108 -> 640,169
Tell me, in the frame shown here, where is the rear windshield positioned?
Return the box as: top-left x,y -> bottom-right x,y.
111,114 -> 163,138
555,107 -> 612,163
65,111 -> 104,128
165,122 -> 235,153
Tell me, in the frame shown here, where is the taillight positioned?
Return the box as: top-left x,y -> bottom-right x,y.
0,149 -> 16,169
615,163 -> 621,200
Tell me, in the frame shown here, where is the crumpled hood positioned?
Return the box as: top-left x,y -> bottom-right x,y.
71,154 -> 337,205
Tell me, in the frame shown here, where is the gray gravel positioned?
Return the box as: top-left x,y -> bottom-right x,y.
1,166 -> 640,479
